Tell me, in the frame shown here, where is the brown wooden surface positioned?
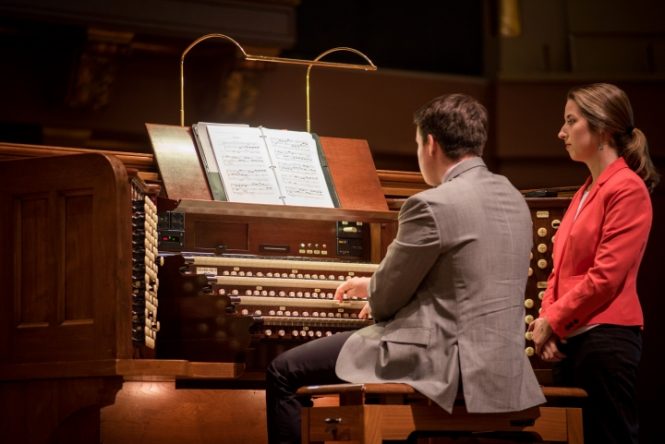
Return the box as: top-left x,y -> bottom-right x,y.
0,376 -> 123,444
319,136 -> 388,211
175,198 -> 396,223
101,382 -> 267,444
145,123 -> 212,200
0,153 -> 133,370
297,382 -> 587,400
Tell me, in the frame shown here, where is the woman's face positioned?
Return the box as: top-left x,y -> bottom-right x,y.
558,99 -> 600,163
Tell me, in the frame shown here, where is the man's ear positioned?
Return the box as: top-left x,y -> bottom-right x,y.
427,134 -> 440,157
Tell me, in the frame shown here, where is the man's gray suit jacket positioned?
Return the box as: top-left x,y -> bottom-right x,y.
335,157 -> 546,413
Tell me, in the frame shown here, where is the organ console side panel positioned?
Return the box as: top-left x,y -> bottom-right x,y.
0,153 -> 133,443
0,153 -> 133,368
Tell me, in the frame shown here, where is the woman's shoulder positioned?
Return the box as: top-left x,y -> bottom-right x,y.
600,165 -> 651,206
605,166 -> 647,188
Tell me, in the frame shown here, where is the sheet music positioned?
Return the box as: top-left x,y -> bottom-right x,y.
204,125 -> 334,207
193,122 -> 249,174
263,128 -> 334,208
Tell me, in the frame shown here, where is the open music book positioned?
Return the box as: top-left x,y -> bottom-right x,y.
192,123 -> 338,208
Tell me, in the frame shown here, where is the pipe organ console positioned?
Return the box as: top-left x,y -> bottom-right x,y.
153,201 -> 395,370
0,142 -> 574,443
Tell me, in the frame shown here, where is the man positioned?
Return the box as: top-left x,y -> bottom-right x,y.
266,94 -> 545,444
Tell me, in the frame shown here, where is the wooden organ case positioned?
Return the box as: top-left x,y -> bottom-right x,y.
0,138 -> 573,443
0,153 -> 164,443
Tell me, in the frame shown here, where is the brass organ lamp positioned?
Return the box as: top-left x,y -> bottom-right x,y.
179,33 -> 377,130
305,47 -> 375,132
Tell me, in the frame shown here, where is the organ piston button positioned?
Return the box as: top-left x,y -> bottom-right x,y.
537,227 -> 548,237
528,267 -> 533,277
538,291 -> 545,300
525,347 -> 535,357
524,314 -> 534,324
525,331 -> 533,341
537,243 -> 548,253
551,219 -> 561,229
537,259 -> 548,269
524,298 -> 534,309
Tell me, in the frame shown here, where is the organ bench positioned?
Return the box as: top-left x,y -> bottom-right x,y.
297,383 -> 587,444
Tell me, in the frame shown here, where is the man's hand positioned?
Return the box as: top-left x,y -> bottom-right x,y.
358,303 -> 372,319
334,277 -> 370,301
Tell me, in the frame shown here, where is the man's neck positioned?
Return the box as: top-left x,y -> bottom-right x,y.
441,154 -> 477,182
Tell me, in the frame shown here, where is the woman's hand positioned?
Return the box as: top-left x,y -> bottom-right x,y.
539,337 -> 566,362
528,317 -> 553,355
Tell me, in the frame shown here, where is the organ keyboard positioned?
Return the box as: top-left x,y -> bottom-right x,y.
198,255 -> 376,338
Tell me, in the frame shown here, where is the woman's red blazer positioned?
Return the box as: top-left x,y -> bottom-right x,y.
540,157 -> 653,338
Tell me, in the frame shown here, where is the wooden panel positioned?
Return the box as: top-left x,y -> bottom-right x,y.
0,153 -> 133,368
319,136 -> 388,211
61,192 -> 94,321
15,194 -> 51,326
146,123 -> 212,200
0,376 -> 123,444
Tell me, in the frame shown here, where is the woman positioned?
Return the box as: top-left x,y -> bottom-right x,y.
529,83 -> 659,444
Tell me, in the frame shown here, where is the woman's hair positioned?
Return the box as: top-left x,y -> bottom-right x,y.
568,83 -> 660,192
413,93 -> 488,160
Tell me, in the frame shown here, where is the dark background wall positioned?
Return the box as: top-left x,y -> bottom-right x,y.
0,1 -> 663,442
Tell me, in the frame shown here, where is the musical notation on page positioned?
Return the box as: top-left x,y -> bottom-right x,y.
196,123 -> 336,208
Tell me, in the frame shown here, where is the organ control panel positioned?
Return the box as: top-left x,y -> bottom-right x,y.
524,195 -> 572,380
153,199 -> 397,368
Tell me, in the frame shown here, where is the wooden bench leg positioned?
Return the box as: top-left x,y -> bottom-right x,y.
566,407 -> 584,444
524,406 -> 584,444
